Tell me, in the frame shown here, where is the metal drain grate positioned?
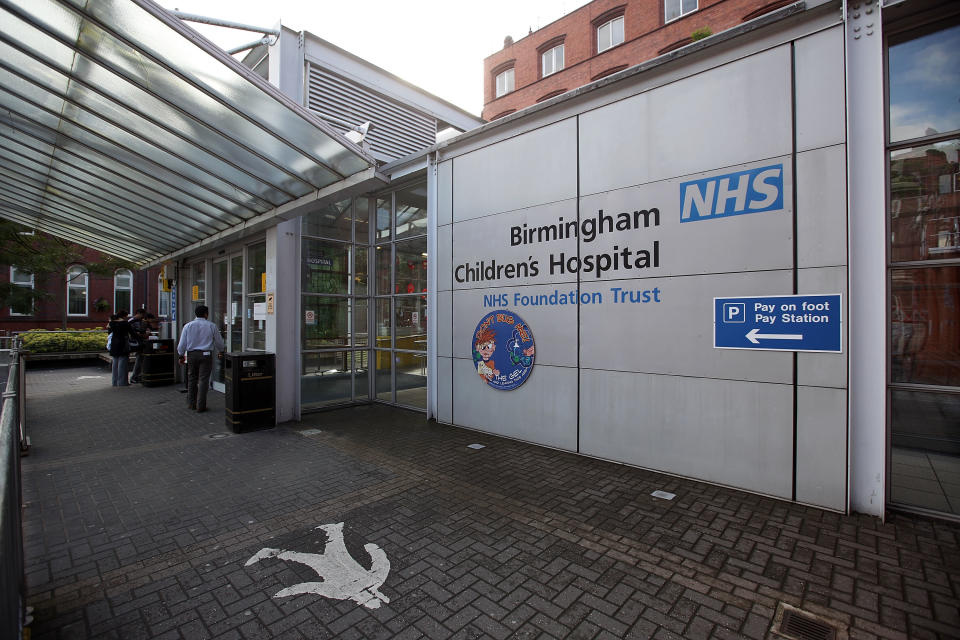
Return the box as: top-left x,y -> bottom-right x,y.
775,605 -> 838,640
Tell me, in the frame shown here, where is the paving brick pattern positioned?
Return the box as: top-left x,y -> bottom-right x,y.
19,363 -> 960,639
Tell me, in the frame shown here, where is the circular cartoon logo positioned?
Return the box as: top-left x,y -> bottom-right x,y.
471,309 -> 535,391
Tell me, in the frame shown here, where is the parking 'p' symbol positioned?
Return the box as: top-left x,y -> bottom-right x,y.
724,303 -> 745,323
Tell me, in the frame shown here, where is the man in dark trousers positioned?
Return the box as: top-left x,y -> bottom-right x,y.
176,305 -> 224,412
128,308 -> 147,383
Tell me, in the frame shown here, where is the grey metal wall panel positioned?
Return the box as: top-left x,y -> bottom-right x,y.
451,199 -> 579,290
438,160 -> 453,226
306,63 -> 436,161
579,46 -> 793,197
795,385 -> 847,511
577,156 -> 794,279
437,356 -> 453,424
579,270 -> 794,383
794,26 -> 846,153
453,286 -> 578,367
453,358 -> 578,451
438,224 -> 453,292
797,266 -> 848,389
437,290 -> 453,358
579,369 -> 794,499
452,119 -> 578,222
797,145 -> 847,269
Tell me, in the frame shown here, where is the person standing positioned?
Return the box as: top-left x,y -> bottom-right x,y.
176,305 -> 224,412
128,308 -> 147,383
108,310 -> 132,387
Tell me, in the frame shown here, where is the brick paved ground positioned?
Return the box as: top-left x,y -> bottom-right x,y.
19,363 -> 960,639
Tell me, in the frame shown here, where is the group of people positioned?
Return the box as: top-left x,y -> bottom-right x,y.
107,305 -> 224,414
106,308 -> 157,387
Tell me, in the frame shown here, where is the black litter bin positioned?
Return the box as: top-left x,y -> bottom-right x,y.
224,352 -> 275,433
141,339 -> 175,386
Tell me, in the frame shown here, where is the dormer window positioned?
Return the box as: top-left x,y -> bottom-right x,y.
495,67 -> 515,98
597,16 -> 625,53
665,0 -> 698,23
541,43 -> 565,77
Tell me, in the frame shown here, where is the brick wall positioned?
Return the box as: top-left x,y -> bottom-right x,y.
0,245 -> 162,332
482,0 -> 782,120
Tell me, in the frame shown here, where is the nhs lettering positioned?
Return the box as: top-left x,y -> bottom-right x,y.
680,164 -> 784,223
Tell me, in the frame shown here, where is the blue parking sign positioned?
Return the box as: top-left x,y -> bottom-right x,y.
714,294 -> 842,352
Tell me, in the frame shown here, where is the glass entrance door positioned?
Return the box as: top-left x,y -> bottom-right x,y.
211,254 -> 244,390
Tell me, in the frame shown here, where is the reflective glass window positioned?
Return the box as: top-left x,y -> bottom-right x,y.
375,351 -> 392,402
890,139 -> 960,262
355,246 -> 368,296
395,296 -> 427,349
302,296 -> 351,349
302,239 -> 351,295
376,298 -> 391,349
355,197 -> 370,244
67,266 -> 87,316
354,298 -> 369,347
301,351 -> 353,408
375,245 -> 392,295
190,262 -> 205,314
888,23 -> 960,143
114,268 -> 133,313
9,267 -> 34,315
376,197 -> 391,240
302,199 -> 352,242
395,183 -> 428,239
395,237 -> 428,296
247,242 -> 266,294
891,266 -> 960,387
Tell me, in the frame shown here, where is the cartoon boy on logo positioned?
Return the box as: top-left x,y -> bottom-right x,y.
473,327 -> 499,381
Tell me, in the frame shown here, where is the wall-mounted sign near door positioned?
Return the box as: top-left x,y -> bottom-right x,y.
472,310 -> 535,390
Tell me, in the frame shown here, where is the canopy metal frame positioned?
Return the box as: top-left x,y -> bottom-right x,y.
0,0 -> 381,265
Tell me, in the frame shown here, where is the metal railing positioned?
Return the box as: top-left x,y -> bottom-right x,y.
1,341 -> 27,639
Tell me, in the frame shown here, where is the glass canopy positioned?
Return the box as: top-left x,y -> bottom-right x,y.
0,0 -> 376,264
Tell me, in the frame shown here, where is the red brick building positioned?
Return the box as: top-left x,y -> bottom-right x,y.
483,0 -> 790,121
1,240 -> 163,333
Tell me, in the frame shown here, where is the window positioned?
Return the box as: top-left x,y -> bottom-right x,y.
665,0 -> 697,23
597,16 -> 624,53
541,44 -> 564,77
886,18 -> 960,517
66,266 -> 88,316
114,268 -> 133,313
495,68 -> 514,98
158,275 -> 170,318
9,267 -> 34,315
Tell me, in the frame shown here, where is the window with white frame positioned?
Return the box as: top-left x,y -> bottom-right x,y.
665,0 -> 697,23
541,44 -> 565,77
114,268 -> 132,313
597,16 -> 625,53
67,265 -> 88,316
495,67 -> 514,98
9,266 -> 34,315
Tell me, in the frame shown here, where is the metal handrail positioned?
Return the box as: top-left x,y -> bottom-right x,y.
0,341 -> 27,638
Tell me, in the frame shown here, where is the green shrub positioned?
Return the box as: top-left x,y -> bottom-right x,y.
19,329 -> 108,353
691,27 -> 712,41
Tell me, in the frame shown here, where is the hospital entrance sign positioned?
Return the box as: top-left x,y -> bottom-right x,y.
714,294 -> 842,353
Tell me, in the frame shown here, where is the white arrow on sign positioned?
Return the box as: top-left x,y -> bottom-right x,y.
746,328 -> 803,344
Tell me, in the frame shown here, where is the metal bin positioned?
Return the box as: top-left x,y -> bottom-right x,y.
141,339 -> 175,386
224,352 -> 275,433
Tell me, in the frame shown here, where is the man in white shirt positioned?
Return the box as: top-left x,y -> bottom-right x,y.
176,305 -> 225,412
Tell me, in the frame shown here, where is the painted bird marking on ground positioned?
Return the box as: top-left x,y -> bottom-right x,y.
245,522 -> 390,609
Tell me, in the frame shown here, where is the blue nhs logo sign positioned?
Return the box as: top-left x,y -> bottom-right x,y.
680,164 -> 784,223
